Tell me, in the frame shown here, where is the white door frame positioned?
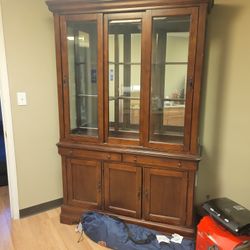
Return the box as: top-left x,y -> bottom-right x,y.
0,3 -> 19,219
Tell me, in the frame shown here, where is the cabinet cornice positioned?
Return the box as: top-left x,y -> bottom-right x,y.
46,0 -> 213,15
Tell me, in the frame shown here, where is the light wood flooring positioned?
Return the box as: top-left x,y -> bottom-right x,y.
0,186 -> 110,250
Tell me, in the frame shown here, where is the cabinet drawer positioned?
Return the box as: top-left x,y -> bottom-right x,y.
59,148 -> 121,161
123,154 -> 179,168
123,154 -> 193,170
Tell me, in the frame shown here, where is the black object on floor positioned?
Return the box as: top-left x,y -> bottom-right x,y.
202,197 -> 250,236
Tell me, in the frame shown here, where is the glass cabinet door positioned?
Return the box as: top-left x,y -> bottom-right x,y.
148,9 -> 198,150
62,15 -> 102,140
105,13 -> 142,143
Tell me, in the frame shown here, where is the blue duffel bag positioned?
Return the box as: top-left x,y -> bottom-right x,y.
79,211 -> 194,250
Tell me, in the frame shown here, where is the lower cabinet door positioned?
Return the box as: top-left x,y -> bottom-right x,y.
143,168 -> 188,225
67,158 -> 102,209
104,162 -> 142,218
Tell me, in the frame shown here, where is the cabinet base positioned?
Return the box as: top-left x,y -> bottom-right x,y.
60,205 -> 195,238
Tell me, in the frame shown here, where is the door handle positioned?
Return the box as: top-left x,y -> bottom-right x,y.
97,182 -> 101,193
137,191 -> 141,200
188,78 -> 193,89
63,75 -> 68,85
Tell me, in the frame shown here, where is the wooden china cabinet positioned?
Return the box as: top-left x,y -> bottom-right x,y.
46,0 -> 213,237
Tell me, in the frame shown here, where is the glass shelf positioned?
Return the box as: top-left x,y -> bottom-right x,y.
77,94 -> 98,97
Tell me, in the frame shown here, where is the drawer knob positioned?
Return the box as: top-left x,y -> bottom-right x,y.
178,162 -> 182,167
69,150 -> 73,155
133,157 -> 137,162
107,154 -> 111,160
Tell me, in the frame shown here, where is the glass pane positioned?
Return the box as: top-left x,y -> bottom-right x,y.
67,20 -> 98,136
150,16 -> 190,144
108,19 -> 141,139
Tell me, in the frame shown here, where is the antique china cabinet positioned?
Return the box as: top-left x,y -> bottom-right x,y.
46,0 -> 213,237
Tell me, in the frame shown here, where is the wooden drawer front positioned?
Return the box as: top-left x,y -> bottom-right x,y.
67,158 -> 102,210
59,148 -> 121,161
104,163 -> 142,218
143,168 -> 188,226
123,154 -> 186,169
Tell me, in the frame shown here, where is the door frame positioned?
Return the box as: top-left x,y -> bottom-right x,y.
0,3 -> 20,219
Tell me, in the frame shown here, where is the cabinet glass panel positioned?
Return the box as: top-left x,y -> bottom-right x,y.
108,19 -> 141,139
67,20 -> 98,136
150,16 -> 190,144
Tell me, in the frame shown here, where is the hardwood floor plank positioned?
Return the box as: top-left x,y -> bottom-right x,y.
0,186 -> 110,250
0,211 -> 14,250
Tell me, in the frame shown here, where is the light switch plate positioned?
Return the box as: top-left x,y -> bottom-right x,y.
17,92 -> 27,106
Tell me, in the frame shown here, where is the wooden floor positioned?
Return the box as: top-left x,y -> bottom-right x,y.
0,186 -> 109,250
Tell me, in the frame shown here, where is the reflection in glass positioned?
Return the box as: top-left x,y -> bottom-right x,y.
67,21 -> 98,136
150,16 -> 190,144
108,20 -> 141,139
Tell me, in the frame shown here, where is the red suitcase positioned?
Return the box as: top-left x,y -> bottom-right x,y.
196,216 -> 250,250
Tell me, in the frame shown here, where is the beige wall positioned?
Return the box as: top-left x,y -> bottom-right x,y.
197,0 -> 250,209
1,0 -> 62,209
1,0 -> 249,210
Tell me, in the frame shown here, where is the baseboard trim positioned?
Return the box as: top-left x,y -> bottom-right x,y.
19,198 -> 63,218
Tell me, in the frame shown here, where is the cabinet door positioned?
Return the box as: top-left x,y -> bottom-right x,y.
142,8 -> 199,152
60,14 -> 104,142
104,12 -> 143,146
143,168 -> 188,225
104,163 -> 141,218
67,158 -> 102,209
